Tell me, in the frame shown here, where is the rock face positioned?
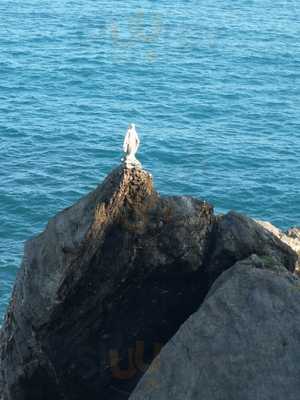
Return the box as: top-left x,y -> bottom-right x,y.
130,255 -> 300,400
0,165 -> 298,400
206,212 -> 296,284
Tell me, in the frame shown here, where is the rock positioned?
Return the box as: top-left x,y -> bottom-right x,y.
206,211 -> 297,284
257,221 -> 300,274
0,165 -> 298,400
129,254 -> 300,400
287,227 -> 300,241
0,166 -> 214,400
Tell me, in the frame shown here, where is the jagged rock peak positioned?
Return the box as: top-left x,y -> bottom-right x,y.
84,165 -> 157,239
97,164 -> 155,205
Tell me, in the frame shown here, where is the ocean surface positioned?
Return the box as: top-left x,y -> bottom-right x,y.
0,0 -> 300,319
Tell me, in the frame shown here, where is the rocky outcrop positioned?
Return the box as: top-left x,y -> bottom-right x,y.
0,165 -> 298,400
130,254 -> 300,400
257,220 -> 300,274
0,166 -> 214,400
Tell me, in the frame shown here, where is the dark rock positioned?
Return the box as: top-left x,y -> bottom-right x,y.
0,166 -> 297,400
206,211 -> 297,284
0,166 -> 214,400
129,254 -> 300,400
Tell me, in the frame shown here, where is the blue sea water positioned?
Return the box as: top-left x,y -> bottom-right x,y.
0,0 -> 300,318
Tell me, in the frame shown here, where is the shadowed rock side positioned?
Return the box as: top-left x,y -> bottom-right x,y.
129,255 -> 300,400
0,165 -> 297,400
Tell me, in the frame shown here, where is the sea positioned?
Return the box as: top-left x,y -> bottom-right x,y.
0,0 -> 299,319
